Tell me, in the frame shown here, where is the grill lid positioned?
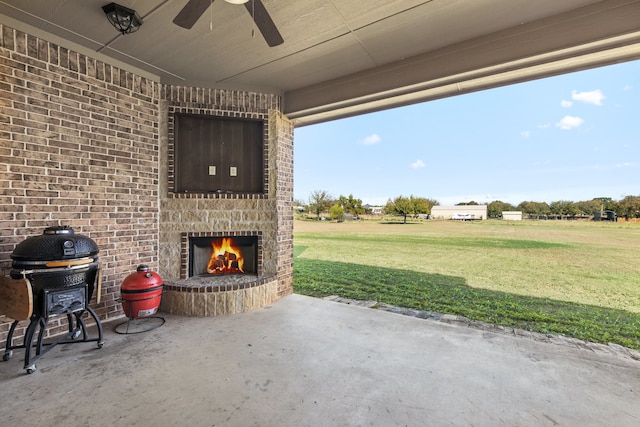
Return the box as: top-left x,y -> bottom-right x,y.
121,265 -> 163,292
11,226 -> 99,262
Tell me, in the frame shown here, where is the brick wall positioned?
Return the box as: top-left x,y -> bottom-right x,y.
0,24 -> 160,346
1,22 -> 295,345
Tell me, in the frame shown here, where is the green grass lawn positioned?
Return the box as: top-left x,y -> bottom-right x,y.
293,219 -> 640,350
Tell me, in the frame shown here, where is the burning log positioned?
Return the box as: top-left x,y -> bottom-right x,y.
206,238 -> 245,274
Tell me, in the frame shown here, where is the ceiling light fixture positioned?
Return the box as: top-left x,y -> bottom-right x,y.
225,0 -> 250,4
102,2 -> 143,35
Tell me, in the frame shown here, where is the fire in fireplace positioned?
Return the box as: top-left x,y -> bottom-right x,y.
208,238 -> 245,274
189,236 -> 258,277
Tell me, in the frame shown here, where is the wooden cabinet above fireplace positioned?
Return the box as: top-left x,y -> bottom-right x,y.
174,113 -> 265,194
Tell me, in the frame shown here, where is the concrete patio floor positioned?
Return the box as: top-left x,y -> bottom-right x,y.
1,293 -> 639,426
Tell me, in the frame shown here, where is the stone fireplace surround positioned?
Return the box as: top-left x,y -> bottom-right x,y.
160,230 -> 278,317
158,92 -> 293,317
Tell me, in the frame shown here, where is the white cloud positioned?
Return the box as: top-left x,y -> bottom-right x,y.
623,84 -> 633,91
538,123 -> 552,129
411,159 -> 426,169
571,89 -> 605,106
561,99 -> 573,108
590,162 -> 637,171
360,133 -> 381,145
616,162 -> 636,168
556,115 -> 584,130
520,130 -> 531,138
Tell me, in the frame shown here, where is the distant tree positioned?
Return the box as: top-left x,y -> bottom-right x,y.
385,196 -> 412,223
574,199 -> 602,216
308,190 -> 333,219
487,200 -> 516,218
384,195 -> 437,223
615,195 -> 640,219
329,203 -> 345,221
549,200 -> 578,216
456,201 -> 479,205
595,197 -> 614,211
419,198 -> 439,215
517,201 -> 550,217
337,194 -> 365,217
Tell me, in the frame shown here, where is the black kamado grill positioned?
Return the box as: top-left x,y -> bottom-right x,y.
3,226 -> 104,374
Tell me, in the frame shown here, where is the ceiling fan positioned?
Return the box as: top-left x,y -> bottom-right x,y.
173,0 -> 284,47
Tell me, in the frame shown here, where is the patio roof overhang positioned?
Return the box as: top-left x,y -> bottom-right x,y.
2,0 -> 640,126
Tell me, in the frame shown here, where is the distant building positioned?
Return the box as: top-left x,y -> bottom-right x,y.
364,205 -> 384,215
502,211 -> 523,220
593,210 -> 617,221
431,205 -> 487,220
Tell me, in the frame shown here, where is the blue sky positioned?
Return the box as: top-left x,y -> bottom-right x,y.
294,60 -> 640,207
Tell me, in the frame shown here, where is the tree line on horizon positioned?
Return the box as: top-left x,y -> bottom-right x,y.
298,191 -> 640,221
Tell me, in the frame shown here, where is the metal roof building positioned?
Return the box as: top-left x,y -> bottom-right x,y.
431,205 -> 488,220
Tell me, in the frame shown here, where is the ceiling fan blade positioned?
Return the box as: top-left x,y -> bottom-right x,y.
244,0 -> 284,47
173,0 -> 214,29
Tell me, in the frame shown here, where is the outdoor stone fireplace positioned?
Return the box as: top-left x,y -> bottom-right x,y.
158,87 -> 293,317
187,232 -> 260,277
161,230 -> 277,316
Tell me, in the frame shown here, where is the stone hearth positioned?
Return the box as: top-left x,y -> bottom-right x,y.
162,275 -> 278,317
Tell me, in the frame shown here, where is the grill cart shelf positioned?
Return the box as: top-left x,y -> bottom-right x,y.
2,280 -> 104,374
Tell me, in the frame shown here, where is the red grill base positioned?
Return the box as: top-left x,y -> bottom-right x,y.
121,289 -> 163,319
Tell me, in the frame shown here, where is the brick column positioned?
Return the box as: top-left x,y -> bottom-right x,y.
272,111 -> 294,297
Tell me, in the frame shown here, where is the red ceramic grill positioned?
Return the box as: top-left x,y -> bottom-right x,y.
120,265 -> 163,319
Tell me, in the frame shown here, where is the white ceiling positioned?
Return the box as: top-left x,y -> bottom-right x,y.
2,0 -> 640,125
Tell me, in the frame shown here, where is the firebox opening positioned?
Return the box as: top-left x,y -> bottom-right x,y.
189,236 -> 258,277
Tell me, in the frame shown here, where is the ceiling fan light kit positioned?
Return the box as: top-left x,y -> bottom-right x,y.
225,0 -> 250,4
102,2 -> 143,35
